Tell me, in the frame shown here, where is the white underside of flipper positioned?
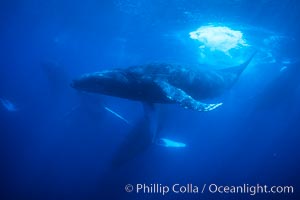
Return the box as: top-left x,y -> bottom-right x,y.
155,138 -> 186,148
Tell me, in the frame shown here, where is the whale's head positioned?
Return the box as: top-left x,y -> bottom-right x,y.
71,69 -> 130,96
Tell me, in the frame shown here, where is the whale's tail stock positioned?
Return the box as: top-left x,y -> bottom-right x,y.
220,51 -> 258,76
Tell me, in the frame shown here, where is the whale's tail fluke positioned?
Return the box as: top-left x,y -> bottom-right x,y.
237,51 -> 258,75
220,51 -> 258,76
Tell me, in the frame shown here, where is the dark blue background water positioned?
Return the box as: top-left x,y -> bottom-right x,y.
0,0 -> 299,199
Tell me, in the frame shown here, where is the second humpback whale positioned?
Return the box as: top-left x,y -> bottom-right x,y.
71,52 -> 256,112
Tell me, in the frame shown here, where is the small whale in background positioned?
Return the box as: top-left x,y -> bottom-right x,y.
71,52 -> 257,112
0,97 -> 18,112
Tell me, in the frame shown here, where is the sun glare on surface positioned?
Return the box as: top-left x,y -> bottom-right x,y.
189,25 -> 248,54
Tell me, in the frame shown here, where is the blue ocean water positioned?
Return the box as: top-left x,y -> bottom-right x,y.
0,0 -> 299,199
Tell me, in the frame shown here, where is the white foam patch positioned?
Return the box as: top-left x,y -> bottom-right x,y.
189,25 -> 248,53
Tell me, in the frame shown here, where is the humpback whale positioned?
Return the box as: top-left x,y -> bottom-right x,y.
71,52 -> 256,112
71,52 -> 256,166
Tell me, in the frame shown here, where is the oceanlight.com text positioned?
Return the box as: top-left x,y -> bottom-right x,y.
124,183 -> 294,196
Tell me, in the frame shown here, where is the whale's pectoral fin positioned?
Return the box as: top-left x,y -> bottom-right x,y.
155,80 -> 223,112
156,138 -> 186,148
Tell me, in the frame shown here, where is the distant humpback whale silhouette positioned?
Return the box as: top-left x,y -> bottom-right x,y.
71,52 -> 256,112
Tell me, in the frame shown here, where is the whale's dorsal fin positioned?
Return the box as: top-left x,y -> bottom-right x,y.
154,80 -> 222,112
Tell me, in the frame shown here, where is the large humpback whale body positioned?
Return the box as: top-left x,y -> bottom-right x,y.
71,52 -> 256,165
71,52 -> 256,112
